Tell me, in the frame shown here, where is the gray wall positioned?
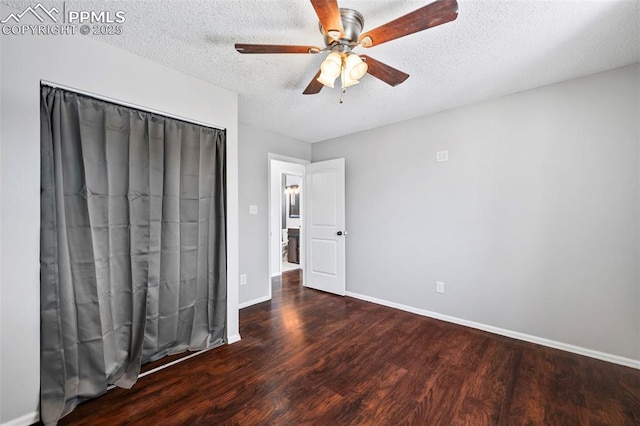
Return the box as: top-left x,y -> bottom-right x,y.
238,124 -> 311,305
312,64 -> 640,361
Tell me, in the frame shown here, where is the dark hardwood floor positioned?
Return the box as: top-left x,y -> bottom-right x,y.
57,270 -> 640,425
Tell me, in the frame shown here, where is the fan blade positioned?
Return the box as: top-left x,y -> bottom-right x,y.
303,70 -> 324,95
310,0 -> 344,39
359,0 -> 458,47
360,55 -> 409,87
235,44 -> 321,54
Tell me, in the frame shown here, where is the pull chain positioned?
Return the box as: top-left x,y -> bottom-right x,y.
339,66 -> 346,104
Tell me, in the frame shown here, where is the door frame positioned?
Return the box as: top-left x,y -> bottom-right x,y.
267,154 -> 309,300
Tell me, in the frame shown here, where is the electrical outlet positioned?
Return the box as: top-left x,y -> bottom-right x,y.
240,274 -> 247,285
249,205 -> 258,215
436,281 -> 445,293
436,151 -> 449,162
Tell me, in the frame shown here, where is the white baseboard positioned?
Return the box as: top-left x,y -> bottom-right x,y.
1,411 -> 39,426
346,291 -> 640,370
227,334 -> 242,344
239,295 -> 271,309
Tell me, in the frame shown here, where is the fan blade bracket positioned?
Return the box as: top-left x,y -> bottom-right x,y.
311,0 -> 345,39
360,36 -> 373,48
327,29 -> 341,40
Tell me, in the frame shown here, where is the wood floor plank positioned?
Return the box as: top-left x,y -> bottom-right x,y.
52,270 -> 640,425
452,338 -> 515,425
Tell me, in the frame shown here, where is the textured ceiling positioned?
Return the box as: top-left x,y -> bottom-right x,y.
6,0 -> 639,142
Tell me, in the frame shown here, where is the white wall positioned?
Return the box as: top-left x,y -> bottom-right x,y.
0,7 -> 240,424
238,124 -> 310,307
312,64 -> 640,364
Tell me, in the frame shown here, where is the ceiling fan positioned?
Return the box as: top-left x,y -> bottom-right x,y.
235,0 -> 459,99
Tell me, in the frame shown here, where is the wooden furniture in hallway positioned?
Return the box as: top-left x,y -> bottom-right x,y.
286,228 -> 300,264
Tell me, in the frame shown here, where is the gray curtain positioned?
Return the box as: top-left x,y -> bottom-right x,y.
40,85 -> 227,425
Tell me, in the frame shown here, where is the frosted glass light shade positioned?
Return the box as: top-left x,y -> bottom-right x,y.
345,54 -> 368,80
321,52 -> 342,79
317,71 -> 336,88
342,72 -> 360,88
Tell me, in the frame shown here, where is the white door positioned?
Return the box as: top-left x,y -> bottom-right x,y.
304,158 -> 346,296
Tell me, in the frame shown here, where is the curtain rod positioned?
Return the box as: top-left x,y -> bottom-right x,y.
40,80 -> 226,131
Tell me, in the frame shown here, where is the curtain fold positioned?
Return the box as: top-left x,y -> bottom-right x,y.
40,86 -> 227,425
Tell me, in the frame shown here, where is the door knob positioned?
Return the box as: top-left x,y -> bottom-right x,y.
336,231 -> 343,236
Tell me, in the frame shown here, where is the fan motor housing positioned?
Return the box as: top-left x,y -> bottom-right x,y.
320,8 -> 364,47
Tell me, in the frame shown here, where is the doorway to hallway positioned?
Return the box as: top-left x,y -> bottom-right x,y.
269,157 -> 307,284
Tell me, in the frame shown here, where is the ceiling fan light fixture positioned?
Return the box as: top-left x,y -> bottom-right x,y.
345,53 -> 368,81
342,74 -> 360,88
317,71 -> 336,88
320,52 -> 342,79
